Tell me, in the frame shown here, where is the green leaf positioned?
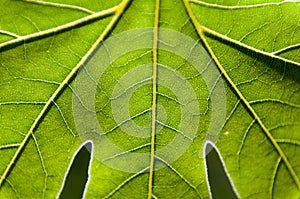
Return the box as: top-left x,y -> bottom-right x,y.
0,0 -> 299,198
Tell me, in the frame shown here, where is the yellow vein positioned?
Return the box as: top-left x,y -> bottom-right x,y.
0,144 -> 21,150
148,0 -> 160,198
20,0 -> 94,14
270,157 -> 281,198
0,6 -> 118,50
269,122 -> 300,131
276,139 -> 300,146
152,193 -> 158,199
249,99 -> 300,109
0,30 -> 19,38
0,102 -> 46,106
200,25 -> 300,67
272,43 -> 300,55
189,0 -> 300,10
183,0 -> 300,189
203,25 -> 300,67
0,0 -> 131,187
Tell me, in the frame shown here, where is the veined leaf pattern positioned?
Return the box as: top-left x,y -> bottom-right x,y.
0,0 -> 299,198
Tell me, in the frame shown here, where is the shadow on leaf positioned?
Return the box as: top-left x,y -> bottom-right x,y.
204,141 -> 239,199
58,141 -> 93,199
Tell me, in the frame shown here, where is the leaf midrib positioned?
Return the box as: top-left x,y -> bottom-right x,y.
148,0 -> 160,198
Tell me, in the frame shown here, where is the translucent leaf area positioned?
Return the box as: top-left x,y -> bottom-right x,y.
0,0 -> 299,198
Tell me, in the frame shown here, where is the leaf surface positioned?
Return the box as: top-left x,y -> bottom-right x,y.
0,0 -> 299,198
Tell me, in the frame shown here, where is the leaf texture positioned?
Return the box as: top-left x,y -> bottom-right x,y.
0,0 -> 299,198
